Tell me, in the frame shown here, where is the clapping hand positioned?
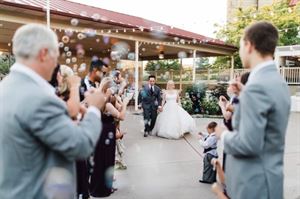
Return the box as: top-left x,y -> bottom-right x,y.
215,125 -> 225,139
218,96 -> 228,108
67,75 -> 81,89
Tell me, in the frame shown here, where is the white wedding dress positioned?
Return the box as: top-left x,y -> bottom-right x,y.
152,91 -> 197,139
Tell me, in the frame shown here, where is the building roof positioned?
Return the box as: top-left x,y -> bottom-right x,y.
1,0 -> 234,49
289,0 -> 299,6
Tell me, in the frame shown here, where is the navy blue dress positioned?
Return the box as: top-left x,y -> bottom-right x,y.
89,112 -> 116,197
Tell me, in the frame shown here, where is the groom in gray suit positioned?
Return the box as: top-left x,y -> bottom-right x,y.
0,24 -> 106,199
216,22 -> 291,199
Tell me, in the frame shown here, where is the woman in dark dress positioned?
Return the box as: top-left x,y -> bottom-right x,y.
89,77 -> 130,197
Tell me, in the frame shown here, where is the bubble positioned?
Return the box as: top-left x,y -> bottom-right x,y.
80,11 -> 87,17
62,35 -> 70,44
139,26 -> 144,31
77,48 -> 85,57
102,36 -> 110,45
104,167 -> 114,188
156,45 -> 160,49
58,42 -> 64,48
91,13 -> 101,21
70,18 -> 79,26
111,41 -> 129,59
71,57 -> 77,63
66,51 -> 72,57
150,26 -> 167,39
92,55 -> 98,62
155,64 -> 160,70
116,62 -> 124,69
142,48 -> 146,52
141,91 -> 147,98
84,28 -> 96,37
64,46 -> 69,52
103,57 -> 110,65
100,16 -> 108,22
163,74 -> 168,80
77,33 -> 86,40
174,37 -> 179,41
180,39 -> 185,44
127,52 -> 135,60
44,167 -> 73,199
78,63 -> 86,72
64,29 -> 73,37
110,51 -> 120,61
105,139 -> 110,145
178,51 -> 187,59
96,38 -> 100,43
66,58 -> 71,64
193,39 -> 197,44
108,132 -> 114,139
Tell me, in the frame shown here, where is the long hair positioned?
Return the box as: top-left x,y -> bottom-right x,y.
57,65 -> 74,95
166,80 -> 175,90
99,77 -> 114,94
49,64 -> 60,88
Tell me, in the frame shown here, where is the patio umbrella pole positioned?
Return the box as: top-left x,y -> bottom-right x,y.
46,0 -> 50,28
134,40 -> 139,111
192,50 -> 196,82
180,58 -> 183,91
230,55 -> 234,79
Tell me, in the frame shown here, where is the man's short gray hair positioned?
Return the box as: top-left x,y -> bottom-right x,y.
12,24 -> 58,60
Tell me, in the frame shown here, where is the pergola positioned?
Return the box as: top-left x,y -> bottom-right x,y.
0,0 -> 237,110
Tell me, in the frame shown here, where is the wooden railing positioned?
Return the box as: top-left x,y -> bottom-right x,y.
279,67 -> 300,85
144,67 -> 300,85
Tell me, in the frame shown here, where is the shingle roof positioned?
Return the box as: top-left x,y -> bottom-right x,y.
1,0 -> 235,49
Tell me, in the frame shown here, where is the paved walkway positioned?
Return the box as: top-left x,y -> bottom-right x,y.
104,112 -> 300,199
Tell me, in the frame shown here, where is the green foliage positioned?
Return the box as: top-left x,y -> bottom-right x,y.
210,84 -> 229,100
145,59 -> 180,71
0,54 -> 14,75
185,82 -> 207,102
196,57 -> 211,69
214,0 -> 300,68
202,98 -> 220,115
181,97 -> 194,114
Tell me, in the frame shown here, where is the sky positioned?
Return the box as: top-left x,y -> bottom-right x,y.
69,0 -> 228,38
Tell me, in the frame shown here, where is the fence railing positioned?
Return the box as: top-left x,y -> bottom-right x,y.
144,67 -> 300,85
279,67 -> 300,85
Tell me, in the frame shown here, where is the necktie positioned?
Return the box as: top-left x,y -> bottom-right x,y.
151,86 -> 154,95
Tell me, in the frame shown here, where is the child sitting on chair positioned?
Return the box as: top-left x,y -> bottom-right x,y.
198,121 -> 218,184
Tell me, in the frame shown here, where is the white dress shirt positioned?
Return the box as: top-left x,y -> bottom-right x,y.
199,132 -> 218,157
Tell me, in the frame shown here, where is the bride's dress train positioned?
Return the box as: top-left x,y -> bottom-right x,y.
152,92 -> 196,139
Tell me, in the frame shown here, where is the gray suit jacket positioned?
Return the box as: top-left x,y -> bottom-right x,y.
0,70 -> 102,199
224,64 -> 291,199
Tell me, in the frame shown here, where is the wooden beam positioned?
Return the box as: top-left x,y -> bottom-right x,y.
0,10 -> 236,56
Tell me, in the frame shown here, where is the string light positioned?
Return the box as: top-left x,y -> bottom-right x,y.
52,25 -> 229,49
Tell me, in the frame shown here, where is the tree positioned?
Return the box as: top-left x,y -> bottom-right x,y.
145,59 -> 180,71
0,54 -> 15,75
214,0 -> 300,68
196,57 -> 211,69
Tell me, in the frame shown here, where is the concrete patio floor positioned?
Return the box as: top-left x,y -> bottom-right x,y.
100,112 -> 300,199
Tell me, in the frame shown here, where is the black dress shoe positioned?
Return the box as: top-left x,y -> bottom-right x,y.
144,132 -> 148,137
199,180 -> 213,184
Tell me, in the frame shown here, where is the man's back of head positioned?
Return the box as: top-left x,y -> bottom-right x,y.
239,21 -> 278,69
